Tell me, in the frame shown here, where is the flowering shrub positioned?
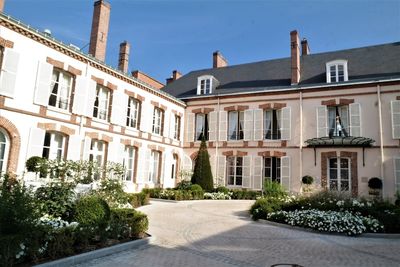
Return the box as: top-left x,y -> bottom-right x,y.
204,192 -> 232,200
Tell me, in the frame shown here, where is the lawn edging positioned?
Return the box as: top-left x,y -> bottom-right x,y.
34,235 -> 153,267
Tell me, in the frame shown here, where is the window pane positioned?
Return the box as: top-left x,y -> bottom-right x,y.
228,111 -> 238,140
264,110 -> 272,139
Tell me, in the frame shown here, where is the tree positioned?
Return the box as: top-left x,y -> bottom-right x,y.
191,137 -> 214,191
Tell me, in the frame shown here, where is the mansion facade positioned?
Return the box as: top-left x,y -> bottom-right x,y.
0,1 -> 399,199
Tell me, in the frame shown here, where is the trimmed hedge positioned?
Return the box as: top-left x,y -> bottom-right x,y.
109,209 -> 149,239
73,195 -> 110,228
128,192 -> 150,208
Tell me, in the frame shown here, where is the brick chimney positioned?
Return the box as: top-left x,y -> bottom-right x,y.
290,30 -> 300,85
0,0 -> 5,12
89,0 -> 111,62
118,41 -> 130,73
166,70 -> 182,84
301,38 -> 310,56
213,51 -> 228,68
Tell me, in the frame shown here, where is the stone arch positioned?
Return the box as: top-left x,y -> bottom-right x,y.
0,117 -> 21,173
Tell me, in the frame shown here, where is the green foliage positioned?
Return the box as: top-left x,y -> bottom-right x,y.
368,177 -> 382,189
230,189 -> 261,200
142,188 -> 162,198
109,209 -> 149,239
215,186 -> 229,194
264,179 -> 287,198
128,192 -> 150,208
94,179 -> 129,208
25,156 -> 48,177
301,175 -> 314,185
35,182 -> 76,219
250,197 -> 284,220
73,195 -> 110,228
191,138 -> 214,191
190,184 -> 203,191
175,180 -> 192,190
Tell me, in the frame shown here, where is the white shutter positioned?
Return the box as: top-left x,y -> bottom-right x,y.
107,140 -> 122,163
182,154 -> 193,172
0,49 -> 19,98
143,149 -> 151,183
317,106 -> 328,137
86,80 -> 97,117
66,135 -> 82,160
140,102 -> 149,133
110,90 -> 127,126
219,111 -> 228,141
72,77 -> 90,115
242,156 -> 251,188
281,156 -> 290,191
160,152 -> 167,186
244,110 -> 253,141
253,156 -> 263,190
185,113 -> 195,142
34,61 -> 53,106
349,103 -> 361,137
394,158 -> 400,192
217,156 -> 226,185
82,136 -> 91,160
169,113 -> 174,139
253,109 -> 263,141
280,107 -> 291,140
391,101 -> 400,139
208,111 -> 218,141
27,127 -> 45,158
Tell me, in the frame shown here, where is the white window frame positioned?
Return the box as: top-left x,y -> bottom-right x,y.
149,150 -> 161,183
327,105 -> 350,137
195,113 -> 209,141
227,156 -> 243,187
123,146 -> 137,182
152,107 -> 164,135
391,100 -> 400,139
0,128 -> 10,173
197,75 -> 218,95
173,115 -> 181,140
264,157 -> 281,183
228,111 -> 244,141
48,69 -> 73,110
264,109 -> 282,140
89,139 -> 106,166
127,97 -> 141,129
42,132 -> 67,161
326,60 -> 348,83
93,85 -> 111,121
328,157 -> 351,192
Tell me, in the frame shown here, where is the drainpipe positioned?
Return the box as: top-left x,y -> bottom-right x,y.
300,91 -> 303,193
377,85 -> 385,197
215,96 -> 220,185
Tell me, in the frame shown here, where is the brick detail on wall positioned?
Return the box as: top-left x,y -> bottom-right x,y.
191,107 -> 215,114
259,103 -> 286,109
91,75 -> 105,86
37,123 -> 75,136
0,117 -> 21,173
190,151 -> 198,160
396,96 -> 400,100
0,36 -> 14,48
46,57 -> 64,69
106,81 -> 117,90
223,105 -> 249,111
257,151 -> 286,157
39,106 -> 47,116
339,98 -> 354,105
147,144 -> 165,152
321,99 -> 336,106
68,66 -> 82,76
222,150 -> 248,156
259,103 -> 272,109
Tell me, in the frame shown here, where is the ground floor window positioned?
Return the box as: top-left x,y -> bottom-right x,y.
0,129 -> 9,173
149,150 -> 161,183
227,156 -> 243,186
89,139 -> 107,179
171,154 -> 178,179
42,132 -> 66,160
329,157 -> 350,192
264,157 -> 281,183
123,146 -> 137,182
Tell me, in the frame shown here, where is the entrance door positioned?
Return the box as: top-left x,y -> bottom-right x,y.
328,157 -> 350,192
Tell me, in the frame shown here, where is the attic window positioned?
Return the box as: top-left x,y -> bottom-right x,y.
197,75 -> 218,95
326,60 -> 348,83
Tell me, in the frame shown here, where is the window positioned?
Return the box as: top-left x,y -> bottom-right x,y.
93,85 -> 110,120
42,132 -> 67,160
149,150 -> 161,183
123,146 -> 137,182
0,129 -> 9,173
264,157 -> 281,183
195,113 -> 209,140
152,107 -> 164,135
48,69 -> 73,110
89,139 -> 107,179
199,79 -> 211,94
395,158 -> 400,192
264,110 -> 281,140
326,60 -> 348,83
227,156 -> 243,186
197,75 -> 219,95
328,106 -> 349,137
228,111 -> 244,140
391,100 -> 400,139
173,115 -> 181,140
329,157 -> 350,192
126,97 -> 141,129
171,154 -> 178,179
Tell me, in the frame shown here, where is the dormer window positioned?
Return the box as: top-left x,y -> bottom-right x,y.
197,75 -> 219,95
326,60 -> 348,83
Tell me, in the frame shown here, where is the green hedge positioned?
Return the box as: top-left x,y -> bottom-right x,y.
109,209 -> 149,239
73,195 -> 110,228
128,192 -> 150,208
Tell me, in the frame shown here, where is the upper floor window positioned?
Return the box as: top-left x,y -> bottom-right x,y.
264,110 -> 281,140
197,75 -> 219,95
152,107 -> 164,135
127,97 -> 141,129
48,69 -> 73,110
42,132 -> 67,161
228,111 -> 244,140
227,156 -> 243,186
195,113 -> 209,140
391,100 -> 400,139
93,85 -> 110,121
123,146 -> 137,182
328,106 -> 349,137
173,115 -> 181,140
326,60 -> 348,83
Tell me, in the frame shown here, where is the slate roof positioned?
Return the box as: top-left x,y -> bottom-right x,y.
162,42 -> 400,99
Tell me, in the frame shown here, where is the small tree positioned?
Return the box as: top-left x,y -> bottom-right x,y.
191,138 -> 213,191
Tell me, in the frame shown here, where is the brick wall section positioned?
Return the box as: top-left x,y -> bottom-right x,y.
213,51 -> 228,68
290,30 -> 300,85
259,103 -> 287,109
67,66 -> 82,76
0,36 -> 14,48
132,70 -> 164,90
89,0 -> 110,61
257,151 -> 287,157
339,98 -> 354,105
222,150 -> 248,156
118,41 -> 130,74
0,117 -> 21,173
223,105 -> 249,111
321,99 -> 336,106
46,57 -> 64,69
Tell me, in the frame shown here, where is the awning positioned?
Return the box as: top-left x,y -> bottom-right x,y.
305,136 -> 375,147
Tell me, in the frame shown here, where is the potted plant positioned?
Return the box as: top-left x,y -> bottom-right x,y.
301,175 -> 314,193
368,177 -> 382,197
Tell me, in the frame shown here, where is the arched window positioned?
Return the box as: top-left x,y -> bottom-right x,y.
0,128 -> 10,173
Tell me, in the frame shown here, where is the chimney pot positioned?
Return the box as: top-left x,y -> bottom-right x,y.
118,41 -> 130,73
213,51 -> 228,68
301,38 -> 310,56
290,30 -> 300,85
89,0 -> 111,61
166,70 -> 182,84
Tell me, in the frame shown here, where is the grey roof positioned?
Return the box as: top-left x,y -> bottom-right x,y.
162,42 -> 400,98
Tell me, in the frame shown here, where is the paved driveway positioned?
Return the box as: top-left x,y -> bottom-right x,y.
76,199 -> 400,267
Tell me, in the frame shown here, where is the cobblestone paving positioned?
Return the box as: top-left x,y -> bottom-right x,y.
75,200 -> 400,267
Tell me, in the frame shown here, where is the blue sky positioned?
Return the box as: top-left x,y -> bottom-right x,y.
5,0 -> 400,83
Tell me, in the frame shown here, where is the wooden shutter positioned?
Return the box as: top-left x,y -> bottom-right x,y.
0,49 -> 20,98
86,80 -> 97,117
244,110 -> 253,141
317,106 -> 328,137
217,156 -> 226,185
242,156 -> 251,188
208,111 -> 218,141
66,135 -> 82,160
253,109 -> 263,141
280,107 -> 291,140
281,156 -> 290,191
219,111 -> 228,141
27,127 -> 45,158
394,158 -> 400,192
185,113 -> 195,142
34,61 -> 53,106
391,101 -> 400,139
110,90 -> 127,126
349,103 -> 361,137
253,156 -> 263,190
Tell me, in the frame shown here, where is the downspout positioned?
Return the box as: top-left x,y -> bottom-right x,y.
215,96 -> 220,185
377,85 -> 385,197
299,91 -> 303,193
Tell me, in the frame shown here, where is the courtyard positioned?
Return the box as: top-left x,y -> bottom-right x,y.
75,200 -> 400,267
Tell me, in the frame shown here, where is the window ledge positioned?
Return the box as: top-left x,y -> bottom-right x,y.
47,106 -> 71,115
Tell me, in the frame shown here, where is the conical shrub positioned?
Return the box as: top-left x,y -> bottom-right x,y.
191,138 -> 214,191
